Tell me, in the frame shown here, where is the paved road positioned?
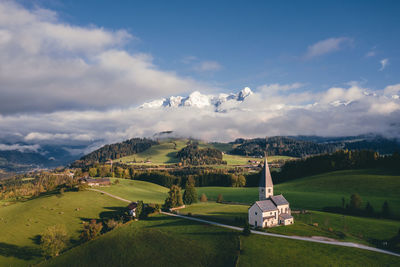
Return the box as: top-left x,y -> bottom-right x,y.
90,188 -> 400,258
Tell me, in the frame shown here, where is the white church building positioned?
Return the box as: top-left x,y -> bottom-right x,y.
248,158 -> 294,228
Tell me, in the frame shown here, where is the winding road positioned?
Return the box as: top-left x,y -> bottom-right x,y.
90,188 -> 400,258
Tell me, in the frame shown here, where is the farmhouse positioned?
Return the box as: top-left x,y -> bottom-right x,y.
127,202 -> 138,217
248,158 -> 294,228
81,178 -> 111,187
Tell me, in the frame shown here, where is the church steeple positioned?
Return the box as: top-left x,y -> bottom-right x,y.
259,157 -> 274,200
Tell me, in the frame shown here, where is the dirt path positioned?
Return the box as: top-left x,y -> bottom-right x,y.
90,188 -> 400,258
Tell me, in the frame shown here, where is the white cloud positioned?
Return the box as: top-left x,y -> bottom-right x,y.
0,83 -> 399,148
194,61 -> 222,72
0,143 -> 40,152
0,1 -> 211,114
304,37 -> 352,59
365,51 -> 376,57
379,58 -> 389,71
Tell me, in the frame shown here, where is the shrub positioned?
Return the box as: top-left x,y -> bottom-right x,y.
106,219 -> 120,231
242,222 -> 251,236
40,225 -> 68,258
216,194 -> 223,203
200,193 -> 208,202
113,179 -> 120,185
80,219 -> 103,241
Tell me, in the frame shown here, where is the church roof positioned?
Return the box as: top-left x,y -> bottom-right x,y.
255,200 -> 278,212
259,158 -> 273,188
270,195 -> 289,206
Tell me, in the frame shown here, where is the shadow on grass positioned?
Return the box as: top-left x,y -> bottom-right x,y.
0,242 -> 41,260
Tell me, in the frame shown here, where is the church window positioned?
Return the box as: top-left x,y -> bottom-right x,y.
255,212 -> 257,215
268,189 -> 271,193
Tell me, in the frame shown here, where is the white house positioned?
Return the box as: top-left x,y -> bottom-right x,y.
248,158 -> 294,227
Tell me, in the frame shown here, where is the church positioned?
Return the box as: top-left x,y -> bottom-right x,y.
248,158 -> 294,228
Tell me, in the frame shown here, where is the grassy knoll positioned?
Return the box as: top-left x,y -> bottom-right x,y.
0,190 -> 124,266
100,178 -> 169,203
42,214 -> 239,267
42,214 -> 400,266
180,202 -> 400,250
197,169 -> 400,216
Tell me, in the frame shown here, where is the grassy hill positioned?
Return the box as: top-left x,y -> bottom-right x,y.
119,139 -> 294,166
196,169 -> 400,217
180,202 -> 400,249
0,190 -> 125,266
100,178 -> 169,203
42,214 -> 400,266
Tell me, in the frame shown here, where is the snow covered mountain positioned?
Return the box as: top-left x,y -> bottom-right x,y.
140,87 -> 253,111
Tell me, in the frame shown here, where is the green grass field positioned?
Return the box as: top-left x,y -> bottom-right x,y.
0,190 -> 124,266
42,214 -> 400,266
179,202 -> 400,248
118,139 -> 295,166
100,178 -> 169,203
196,169 -> 400,217
42,214 -> 239,267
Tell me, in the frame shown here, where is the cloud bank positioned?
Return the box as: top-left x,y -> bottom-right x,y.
0,2 -> 399,153
0,1 -> 209,114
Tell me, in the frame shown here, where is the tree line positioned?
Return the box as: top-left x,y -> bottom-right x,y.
177,142 -> 227,165
72,138 -> 157,167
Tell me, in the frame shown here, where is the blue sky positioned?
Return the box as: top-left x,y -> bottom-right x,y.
0,0 -> 400,145
19,0 -> 400,92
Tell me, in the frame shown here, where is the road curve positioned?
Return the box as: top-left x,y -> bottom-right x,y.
90,188 -> 400,258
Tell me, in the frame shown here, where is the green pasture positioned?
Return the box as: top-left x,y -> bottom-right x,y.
196,169 -> 400,216
0,190 -> 124,266
100,178 -> 169,203
43,213 -> 400,266
180,202 -> 400,249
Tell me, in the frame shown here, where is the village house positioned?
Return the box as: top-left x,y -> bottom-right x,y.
81,178 -> 111,187
127,202 -> 138,217
248,158 -> 294,228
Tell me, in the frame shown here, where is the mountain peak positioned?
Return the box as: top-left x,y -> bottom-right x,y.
139,87 -> 254,111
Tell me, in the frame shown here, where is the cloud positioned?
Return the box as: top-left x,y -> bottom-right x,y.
379,58 -> 389,71
0,1 -> 211,114
304,37 -> 353,59
0,83 -> 399,149
365,51 -> 376,58
194,61 -> 222,72
0,143 -> 40,152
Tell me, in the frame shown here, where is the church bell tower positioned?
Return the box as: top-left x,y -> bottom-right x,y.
259,157 -> 274,200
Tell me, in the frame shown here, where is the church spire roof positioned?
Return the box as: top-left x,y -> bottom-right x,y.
259,157 -> 273,187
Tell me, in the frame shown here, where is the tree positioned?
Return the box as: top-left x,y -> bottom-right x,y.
136,201 -> 144,219
382,201 -> 391,218
183,180 -> 197,205
80,219 -> 103,241
88,168 -> 98,177
242,221 -> 251,236
163,185 -> 184,210
365,202 -> 374,216
216,194 -> 223,203
200,193 -> 208,202
349,193 -> 362,210
40,225 -> 68,258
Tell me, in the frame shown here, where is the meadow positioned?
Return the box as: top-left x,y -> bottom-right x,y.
119,139 -> 293,166
42,213 -> 400,266
179,202 -> 400,248
100,178 -> 169,204
0,190 -> 124,266
196,169 -> 400,216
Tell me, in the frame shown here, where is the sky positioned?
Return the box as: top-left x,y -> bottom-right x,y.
0,0 -> 400,151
